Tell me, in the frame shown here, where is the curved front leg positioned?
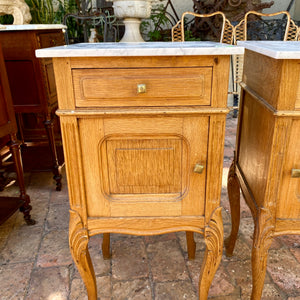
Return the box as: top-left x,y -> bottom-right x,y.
69,210 -> 97,300
199,207 -> 223,299
224,160 -> 241,256
251,208 -> 274,300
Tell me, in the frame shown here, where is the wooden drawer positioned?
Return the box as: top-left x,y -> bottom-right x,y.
38,32 -> 65,49
73,67 -> 213,107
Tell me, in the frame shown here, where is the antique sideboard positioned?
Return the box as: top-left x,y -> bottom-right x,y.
0,43 -> 34,225
225,41 -> 300,299
0,25 -> 66,190
36,42 -> 243,299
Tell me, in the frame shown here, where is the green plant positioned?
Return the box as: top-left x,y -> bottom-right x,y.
0,14 -> 14,24
184,30 -> 201,41
141,3 -> 173,42
25,0 -> 55,24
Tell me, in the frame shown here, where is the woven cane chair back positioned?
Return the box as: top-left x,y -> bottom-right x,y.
234,10 -> 298,44
172,11 -> 234,44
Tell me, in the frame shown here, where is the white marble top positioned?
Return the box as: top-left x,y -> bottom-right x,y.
0,24 -> 67,31
238,41 -> 300,59
35,41 -> 244,58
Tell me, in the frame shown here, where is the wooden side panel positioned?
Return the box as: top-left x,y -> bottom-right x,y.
237,91 -> 275,207
0,45 -> 17,136
79,115 -> 208,218
53,58 -> 75,110
243,50 -> 281,110
277,119 -> 300,219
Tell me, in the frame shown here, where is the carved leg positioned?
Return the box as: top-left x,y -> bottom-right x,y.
9,134 -> 35,225
224,160 -> 240,257
199,207 -> 223,299
69,210 -> 97,300
102,233 -> 111,260
44,118 -> 62,191
186,231 -> 196,260
251,208 -> 274,300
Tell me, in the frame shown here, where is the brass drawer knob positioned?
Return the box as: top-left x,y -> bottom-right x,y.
137,84 -> 146,94
194,163 -> 204,174
291,169 -> 300,178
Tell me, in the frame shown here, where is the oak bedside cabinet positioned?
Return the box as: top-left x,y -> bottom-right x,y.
36,42 -> 243,299
225,41 -> 300,300
0,25 -> 66,190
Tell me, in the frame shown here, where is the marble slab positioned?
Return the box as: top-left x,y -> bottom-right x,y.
35,41 -> 244,58
0,24 -> 67,31
238,41 -> 300,59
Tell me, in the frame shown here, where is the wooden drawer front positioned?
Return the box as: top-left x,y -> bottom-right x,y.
73,67 -> 212,107
78,116 -> 208,217
277,119 -> 300,219
38,32 -> 65,48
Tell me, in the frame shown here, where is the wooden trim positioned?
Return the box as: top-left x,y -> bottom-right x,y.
87,216 -> 205,236
275,219 -> 300,234
240,82 -> 300,117
56,107 -> 230,117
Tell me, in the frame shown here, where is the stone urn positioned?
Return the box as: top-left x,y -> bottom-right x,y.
108,0 -> 152,42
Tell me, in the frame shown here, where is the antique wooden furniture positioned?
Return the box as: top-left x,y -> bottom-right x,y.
232,11 -> 298,100
172,11 -> 234,44
0,43 -> 34,225
0,24 -> 66,190
36,42 -> 243,299
225,41 -> 300,299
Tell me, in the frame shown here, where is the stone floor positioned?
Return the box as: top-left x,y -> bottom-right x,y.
0,114 -> 300,300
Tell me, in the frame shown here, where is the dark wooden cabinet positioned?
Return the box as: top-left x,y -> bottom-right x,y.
0,43 -> 34,225
0,25 -> 66,190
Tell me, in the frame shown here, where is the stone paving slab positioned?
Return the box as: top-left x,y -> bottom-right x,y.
0,115 -> 299,299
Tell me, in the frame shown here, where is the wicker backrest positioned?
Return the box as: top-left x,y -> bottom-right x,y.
172,11 -> 234,44
234,10 -> 298,44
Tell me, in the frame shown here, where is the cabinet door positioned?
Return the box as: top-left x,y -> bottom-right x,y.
277,119 -> 300,219
79,115 -> 209,217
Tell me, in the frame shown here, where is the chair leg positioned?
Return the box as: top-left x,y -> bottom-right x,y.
224,160 -> 240,257
102,233 -> 111,260
44,118 -> 62,191
9,134 -> 35,225
186,231 -> 196,260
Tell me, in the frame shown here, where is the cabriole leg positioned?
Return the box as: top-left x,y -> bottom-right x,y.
225,160 -> 240,256
69,210 -> 97,300
199,207 -> 223,299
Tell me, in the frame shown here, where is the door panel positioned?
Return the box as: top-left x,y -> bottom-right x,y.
79,116 -> 208,217
277,119 -> 300,219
